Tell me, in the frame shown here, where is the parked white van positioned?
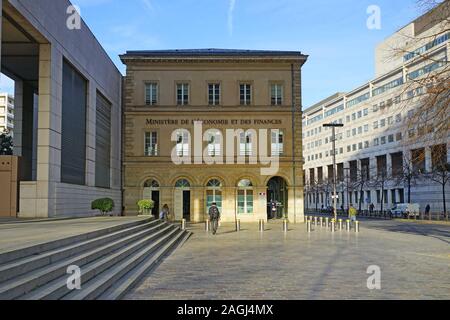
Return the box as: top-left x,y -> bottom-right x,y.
389,203 -> 420,218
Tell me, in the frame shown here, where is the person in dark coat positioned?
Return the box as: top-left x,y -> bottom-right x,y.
425,204 -> 431,218
208,202 -> 221,235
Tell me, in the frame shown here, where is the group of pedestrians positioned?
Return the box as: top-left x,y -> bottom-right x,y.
157,202 -> 222,235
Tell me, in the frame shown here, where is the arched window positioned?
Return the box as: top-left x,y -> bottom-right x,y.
207,179 -> 222,188
238,179 -> 253,188
175,179 -> 191,189
237,179 -> 254,214
206,179 -> 222,212
144,179 -> 160,188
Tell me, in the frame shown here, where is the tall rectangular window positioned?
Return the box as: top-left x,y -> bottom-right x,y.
271,131 -> 284,156
271,84 -> 283,105
240,84 -> 252,105
412,148 -> 425,173
177,83 -> 189,105
208,83 -> 220,105
431,144 -> 447,170
61,60 -> 87,185
145,83 -> 158,105
95,92 -> 111,189
145,132 -> 158,156
239,132 -> 254,156
206,130 -> 222,156
176,130 -> 190,156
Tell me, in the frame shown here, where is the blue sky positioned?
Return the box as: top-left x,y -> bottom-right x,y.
1,0 -> 426,107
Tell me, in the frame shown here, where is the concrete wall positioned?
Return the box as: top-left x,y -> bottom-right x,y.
4,0 -> 122,217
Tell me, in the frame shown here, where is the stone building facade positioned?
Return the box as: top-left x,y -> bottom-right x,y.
303,4 -> 450,214
1,0 -> 122,217
121,49 -> 307,223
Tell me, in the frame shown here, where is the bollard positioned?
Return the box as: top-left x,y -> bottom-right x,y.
181,219 -> 186,231
319,217 -> 323,227
236,219 -> 241,231
355,221 -> 360,233
346,219 -> 350,231
338,219 -> 343,230
325,217 -> 329,228
307,220 -> 311,233
205,219 -> 210,232
331,220 -> 335,232
314,216 -> 318,226
259,219 -> 265,232
283,219 -> 289,232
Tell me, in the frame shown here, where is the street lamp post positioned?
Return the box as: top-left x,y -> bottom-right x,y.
344,167 -> 351,215
323,123 -> 344,223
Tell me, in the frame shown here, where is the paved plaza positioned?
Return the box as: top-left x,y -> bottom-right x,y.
126,219 -> 450,300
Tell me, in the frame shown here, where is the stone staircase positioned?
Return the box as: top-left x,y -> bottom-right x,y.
0,218 -> 191,300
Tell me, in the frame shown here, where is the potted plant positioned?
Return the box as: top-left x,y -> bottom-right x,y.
91,198 -> 115,216
137,199 -> 155,216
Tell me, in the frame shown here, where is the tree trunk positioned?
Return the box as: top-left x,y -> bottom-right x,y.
443,183 -> 447,220
359,185 -> 363,212
407,177 -> 411,204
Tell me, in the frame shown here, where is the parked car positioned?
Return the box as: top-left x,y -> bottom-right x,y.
389,203 -> 420,218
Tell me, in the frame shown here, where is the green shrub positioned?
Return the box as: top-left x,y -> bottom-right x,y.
91,198 -> 115,216
137,199 -> 155,215
0,132 -> 13,155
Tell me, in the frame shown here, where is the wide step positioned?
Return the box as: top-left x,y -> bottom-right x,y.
0,218 -> 190,300
62,228 -> 184,300
99,231 -> 191,300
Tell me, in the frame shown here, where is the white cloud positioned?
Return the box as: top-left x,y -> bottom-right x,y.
228,0 -> 236,36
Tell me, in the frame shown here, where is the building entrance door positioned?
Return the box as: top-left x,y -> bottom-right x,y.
183,191 -> 191,221
151,191 -> 160,219
174,179 -> 191,221
267,177 -> 288,220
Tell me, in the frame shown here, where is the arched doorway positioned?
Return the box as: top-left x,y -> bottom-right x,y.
143,179 -> 160,218
174,179 -> 191,221
237,179 -> 254,215
267,177 -> 288,220
206,179 -> 223,215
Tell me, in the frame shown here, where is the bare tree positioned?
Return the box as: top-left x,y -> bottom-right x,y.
321,177 -> 333,208
393,153 -> 423,203
305,177 -> 321,212
354,165 -> 370,212
428,162 -> 450,219
380,1 -> 449,176
369,164 -> 392,213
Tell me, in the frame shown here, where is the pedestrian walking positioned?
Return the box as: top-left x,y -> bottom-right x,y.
159,204 -> 170,221
209,202 -> 221,235
349,204 -> 357,227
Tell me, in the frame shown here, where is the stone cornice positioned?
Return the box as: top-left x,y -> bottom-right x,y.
120,56 -> 308,66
